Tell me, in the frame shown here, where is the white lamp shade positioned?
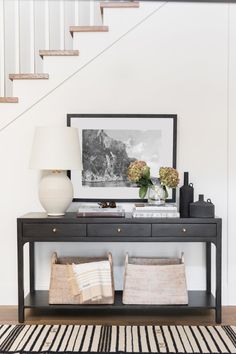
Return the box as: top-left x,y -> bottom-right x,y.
29,126 -> 82,170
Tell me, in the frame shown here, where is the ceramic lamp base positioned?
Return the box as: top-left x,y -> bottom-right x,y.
39,171 -> 73,216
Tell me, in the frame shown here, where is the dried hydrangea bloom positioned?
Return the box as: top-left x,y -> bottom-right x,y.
127,160 -> 147,182
159,167 -> 179,188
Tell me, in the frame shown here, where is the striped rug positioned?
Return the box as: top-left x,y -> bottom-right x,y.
1,324 -> 236,354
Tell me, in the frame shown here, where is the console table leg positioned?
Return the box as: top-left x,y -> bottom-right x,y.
29,242 -> 35,293
215,236 -> 222,324
17,238 -> 24,323
206,242 -> 211,294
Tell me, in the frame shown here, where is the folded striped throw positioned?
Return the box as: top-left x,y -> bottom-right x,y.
68,260 -> 112,303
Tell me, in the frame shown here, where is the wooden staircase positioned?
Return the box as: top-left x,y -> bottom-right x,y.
69,26 -> 109,36
9,74 -> 49,81
0,97 -> 19,103
39,50 -> 80,58
0,1 -> 140,104
100,1 -> 139,15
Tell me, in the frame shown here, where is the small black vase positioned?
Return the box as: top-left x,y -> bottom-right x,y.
179,172 -> 194,218
189,195 -> 215,218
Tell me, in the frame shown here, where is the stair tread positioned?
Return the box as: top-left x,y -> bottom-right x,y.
0,97 -> 19,103
100,1 -> 139,9
9,74 -> 49,80
70,26 -> 109,34
39,50 -> 79,57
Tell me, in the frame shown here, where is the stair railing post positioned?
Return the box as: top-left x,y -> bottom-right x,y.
30,0 -> 35,73
3,0 -> 19,96
64,0 -> 74,50
14,0 -> 20,74
0,0 -> 5,96
78,0 -> 90,26
44,0 -> 50,50
90,0 -> 95,26
18,0 -> 35,73
48,0 -> 64,50
74,0 -> 79,26
94,1 -> 103,25
59,0 -> 65,50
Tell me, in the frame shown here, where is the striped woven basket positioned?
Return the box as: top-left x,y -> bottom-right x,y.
49,252 -> 115,305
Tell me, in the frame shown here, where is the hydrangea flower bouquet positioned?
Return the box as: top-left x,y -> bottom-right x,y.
127,161 -> 179,200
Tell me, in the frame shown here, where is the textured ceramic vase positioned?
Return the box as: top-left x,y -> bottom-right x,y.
179,172 -> 194,218
39,171 -> 73,216
189,194 -> 215,218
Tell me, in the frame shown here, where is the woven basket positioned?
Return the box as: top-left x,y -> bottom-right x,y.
49,252 -> 115,304
123,253 -> 188,305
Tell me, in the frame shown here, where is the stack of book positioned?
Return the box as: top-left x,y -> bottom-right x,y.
77,205 -> 125,218
132,203 -> 179,218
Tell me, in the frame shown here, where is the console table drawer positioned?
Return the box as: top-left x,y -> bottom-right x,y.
152,224 -> 216,237
88,224 -> 151,237
23,223 -> 86,238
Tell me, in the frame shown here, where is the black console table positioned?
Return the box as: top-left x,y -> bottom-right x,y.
17,213 -> 222,323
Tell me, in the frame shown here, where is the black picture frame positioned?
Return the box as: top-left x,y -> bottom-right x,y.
67,114 -> 177,203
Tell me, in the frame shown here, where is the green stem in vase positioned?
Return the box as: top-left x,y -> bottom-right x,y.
139,185 -> 148,199
163,185 -> 169,199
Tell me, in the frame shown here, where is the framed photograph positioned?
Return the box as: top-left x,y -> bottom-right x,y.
67,114 -> 177,202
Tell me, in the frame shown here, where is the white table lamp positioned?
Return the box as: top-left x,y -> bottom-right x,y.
30,126 -> 82,216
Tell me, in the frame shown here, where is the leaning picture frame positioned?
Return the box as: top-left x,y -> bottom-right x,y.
67,114 -> 177,202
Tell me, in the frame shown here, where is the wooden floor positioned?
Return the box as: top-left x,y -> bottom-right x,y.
1,307 -> 236,325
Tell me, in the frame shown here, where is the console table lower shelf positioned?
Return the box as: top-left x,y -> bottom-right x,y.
25,290 -> 215,311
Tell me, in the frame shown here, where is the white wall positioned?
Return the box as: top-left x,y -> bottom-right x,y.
0,1 -> 235,306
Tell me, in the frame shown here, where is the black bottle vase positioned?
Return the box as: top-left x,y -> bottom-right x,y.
179,172 -> 194,218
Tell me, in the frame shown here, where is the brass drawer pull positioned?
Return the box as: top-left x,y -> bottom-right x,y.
117,228 -> 121,233
52,228 -> 57,233
182,228 -> 187,233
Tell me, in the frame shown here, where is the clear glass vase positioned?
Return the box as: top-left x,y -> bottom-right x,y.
147,184 -> 166,205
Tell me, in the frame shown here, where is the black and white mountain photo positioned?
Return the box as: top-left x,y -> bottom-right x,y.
82,129 -> 161,187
